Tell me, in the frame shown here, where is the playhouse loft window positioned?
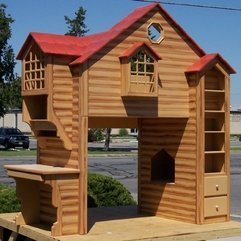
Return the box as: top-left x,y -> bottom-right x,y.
129,50 -> 157,95
120,42 -> 161,96
23,44 -> 45,91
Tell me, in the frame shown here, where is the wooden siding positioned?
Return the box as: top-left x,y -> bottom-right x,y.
57,178 -> 80,235
138,117 -> 197,223
52,57 -> 73,141
88,10 -> 200,118
39,177 -> 80,236
39,184 -> 56,225
189,75 -> 203,224
38,137 -> 79,169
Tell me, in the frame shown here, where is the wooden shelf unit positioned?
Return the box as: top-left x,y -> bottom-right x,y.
202,68 -> 229,222
204,73 -> 226,175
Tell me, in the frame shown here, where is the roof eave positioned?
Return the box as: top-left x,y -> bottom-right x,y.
16,33 -> 33,60
119,42 -> 162,60
185,53 -> 236,76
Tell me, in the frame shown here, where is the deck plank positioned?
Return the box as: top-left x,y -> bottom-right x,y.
0,206 -> 241,241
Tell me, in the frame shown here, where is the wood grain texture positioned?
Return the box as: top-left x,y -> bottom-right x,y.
1,207 -> 241,241
138,117 -> 197,223
87,10 -> 199,118
52,57 -> 73,141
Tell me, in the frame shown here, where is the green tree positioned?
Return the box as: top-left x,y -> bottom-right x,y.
0,92 -> 5,117
5,76 -> 22,109
104,128 -> 112,151
0,4 -> 15,84
0,76 -> 21,117
0,4 -> 16,117
65,6 -> 89,37
0,83 -> 7,117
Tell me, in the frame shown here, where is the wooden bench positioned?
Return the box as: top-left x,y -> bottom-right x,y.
4,164 -> 80,236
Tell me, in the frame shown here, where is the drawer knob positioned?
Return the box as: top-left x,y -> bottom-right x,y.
216,205 -> 219,212
216,185 -> 219,191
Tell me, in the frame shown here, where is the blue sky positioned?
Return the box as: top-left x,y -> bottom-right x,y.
3,0 -> 241,107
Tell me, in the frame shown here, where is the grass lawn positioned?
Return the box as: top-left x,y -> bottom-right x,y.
230,147 -> 241,151
0,148 -> 137,157
0,149 -> 37,157
0,146 -> 239,157
88,149 -> 137,156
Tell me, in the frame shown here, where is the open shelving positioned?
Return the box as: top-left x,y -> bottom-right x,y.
204,72 -> 226,175
202,67 -> 229,222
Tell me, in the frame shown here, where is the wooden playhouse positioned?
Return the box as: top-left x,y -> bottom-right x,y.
2,3 -> 238,239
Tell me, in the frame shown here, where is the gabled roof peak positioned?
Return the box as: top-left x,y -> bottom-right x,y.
119,42 -> 162,60
18,3 -> 206,64
186,53 -> 236,75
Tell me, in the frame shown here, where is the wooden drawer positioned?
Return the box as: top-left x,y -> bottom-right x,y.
204,176 -> 227,197
204,196 -> 227,218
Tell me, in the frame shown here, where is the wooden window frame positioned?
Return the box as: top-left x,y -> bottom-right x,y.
121,48 -> 159,97
23,43 -> 46,94
147,22 -> 164,44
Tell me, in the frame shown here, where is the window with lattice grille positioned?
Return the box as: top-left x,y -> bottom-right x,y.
24,44 -> 45,91
120,44 -> 159,97
129,50 -> 156,95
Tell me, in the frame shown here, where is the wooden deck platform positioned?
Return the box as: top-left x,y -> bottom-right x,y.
1,206 -> 241,241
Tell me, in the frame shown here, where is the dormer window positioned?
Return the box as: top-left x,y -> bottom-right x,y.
120,42 -> 161,97
130,50 -> 155,94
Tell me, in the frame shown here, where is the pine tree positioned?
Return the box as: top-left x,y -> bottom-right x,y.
65,6 -> 89,37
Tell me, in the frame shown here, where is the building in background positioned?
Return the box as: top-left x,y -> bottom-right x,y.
230,107 -> 241,137
1,109 -> 240,138
0,109 -> 31,133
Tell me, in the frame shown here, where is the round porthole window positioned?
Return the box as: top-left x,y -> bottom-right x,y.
147,23 -> 164,44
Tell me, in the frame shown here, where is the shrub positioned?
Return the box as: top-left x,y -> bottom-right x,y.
0,184 -> 20,213
119,128 -> 129,137
88,128 -> 104,142
88,173 -> 136,207
0,173 -> 135,213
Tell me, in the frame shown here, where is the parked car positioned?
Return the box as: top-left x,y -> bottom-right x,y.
0,127 -> 29,149
239,136 -> 241,141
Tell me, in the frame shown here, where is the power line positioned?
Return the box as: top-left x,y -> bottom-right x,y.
132,0 -> 241,12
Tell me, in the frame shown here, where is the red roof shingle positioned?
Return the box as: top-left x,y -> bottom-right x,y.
185,53 -> 236,75
119,42 -> 162,60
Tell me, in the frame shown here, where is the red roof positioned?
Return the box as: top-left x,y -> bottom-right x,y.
17,3 -> 206,65
17,31 -> 107,59
185,53 -> 236,75
119,42 -> 162,60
